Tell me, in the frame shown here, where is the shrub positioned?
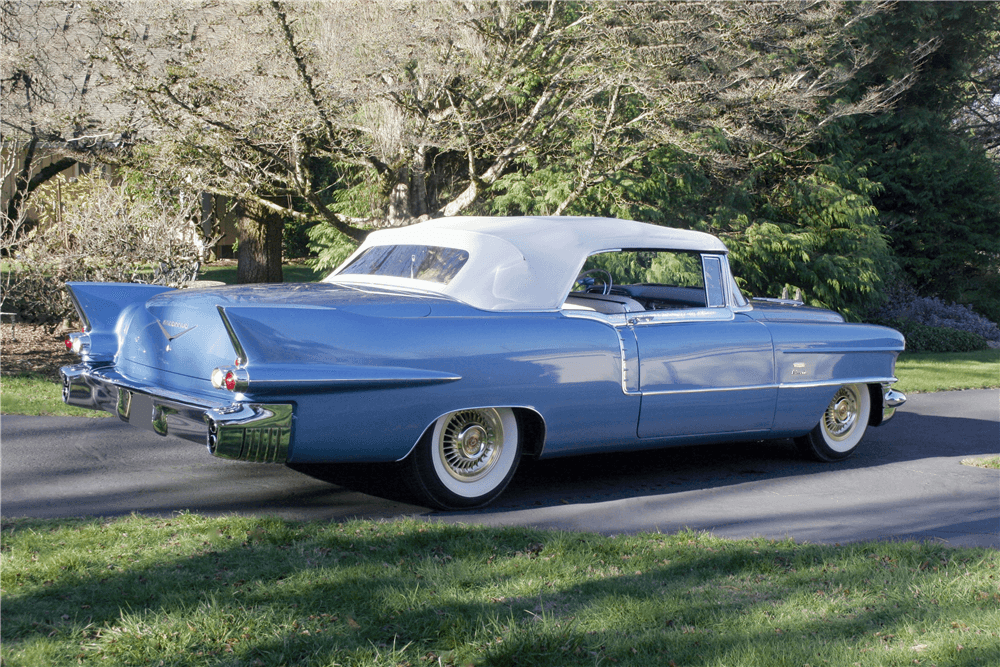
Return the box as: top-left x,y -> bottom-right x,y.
887,318 -> 990,353
867,281 -> 1000,349
1,173 -> 213,330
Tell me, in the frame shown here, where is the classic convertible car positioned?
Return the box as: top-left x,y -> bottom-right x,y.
61,216 -> 906,509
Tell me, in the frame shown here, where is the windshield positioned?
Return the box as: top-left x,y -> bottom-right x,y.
338,245 -> 470,284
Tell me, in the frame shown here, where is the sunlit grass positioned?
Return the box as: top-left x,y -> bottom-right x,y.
2,514 -> 998,667
0,373 -> 109,418
893,349 -> 1000,394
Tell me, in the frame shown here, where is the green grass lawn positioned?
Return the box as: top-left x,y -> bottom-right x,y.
2,514 -> 997,667
893,349 -> 1000,395
0,373 -> 110,418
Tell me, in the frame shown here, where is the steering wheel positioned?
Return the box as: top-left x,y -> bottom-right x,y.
574,269 -> 613,295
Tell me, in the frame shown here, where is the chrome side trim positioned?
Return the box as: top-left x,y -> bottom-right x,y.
244,374 -> 462,391
628,307 -> 736,325
635,376 -> 899,398
753,297 -> 804,306
638,383 -> 776,397
216,306 -> 248,365
777,376 -> 898,390
780,347 -> 906,355
613,326 -> 641,394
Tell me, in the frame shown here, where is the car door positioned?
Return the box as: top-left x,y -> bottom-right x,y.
630,254 -> 776,439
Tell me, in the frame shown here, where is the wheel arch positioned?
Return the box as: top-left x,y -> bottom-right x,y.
866,383 -> 884,427
401,405 -> 547,462
512,407 -> 547,458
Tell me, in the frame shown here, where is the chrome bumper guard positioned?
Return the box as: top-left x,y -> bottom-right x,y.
881,383 -> 906,423
206,404 -> 292,463
60,364 -> 292,464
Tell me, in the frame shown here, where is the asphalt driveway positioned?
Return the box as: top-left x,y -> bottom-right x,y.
2,389 -> 997,547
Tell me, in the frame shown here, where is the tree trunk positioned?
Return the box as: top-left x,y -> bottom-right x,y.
236,199 -> 284,284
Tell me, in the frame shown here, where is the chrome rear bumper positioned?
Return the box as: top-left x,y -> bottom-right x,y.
60,364 -> 293,463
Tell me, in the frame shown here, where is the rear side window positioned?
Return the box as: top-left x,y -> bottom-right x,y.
340,245 -> 469,284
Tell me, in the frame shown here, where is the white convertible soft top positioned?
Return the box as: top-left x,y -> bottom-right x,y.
326,216 -> 728,311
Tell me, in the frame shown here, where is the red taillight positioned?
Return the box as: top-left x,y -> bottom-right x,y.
212,366 -> 247,392
64,337 -> 73,350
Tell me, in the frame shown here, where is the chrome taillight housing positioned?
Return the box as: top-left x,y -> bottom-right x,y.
65,331 -> 91,356
211,366 -> 249,392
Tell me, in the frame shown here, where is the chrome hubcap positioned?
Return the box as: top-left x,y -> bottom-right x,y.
438,409 -> 504,482
458,425 -> 488,459
823,387 -> 858,441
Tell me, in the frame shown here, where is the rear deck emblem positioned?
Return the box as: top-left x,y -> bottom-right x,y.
156,319 -> 197,342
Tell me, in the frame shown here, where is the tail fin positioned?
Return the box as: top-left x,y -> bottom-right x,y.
67,282 -> 175,333
65,282 -> 175,362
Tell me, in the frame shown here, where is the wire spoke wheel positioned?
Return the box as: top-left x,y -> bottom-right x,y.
822,386 -> 860,443
438,409 -> 505,482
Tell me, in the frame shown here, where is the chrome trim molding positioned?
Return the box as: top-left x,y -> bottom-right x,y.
634,376 -> 899,398
245,375 -> 462,390
777,376 -> 898,390
216,306 -> 249,365
637,383 -> 776,397
628,307 -> 736,325
780,347 -> 906,355
753,297 -> 804,306
613,326 -> 641,394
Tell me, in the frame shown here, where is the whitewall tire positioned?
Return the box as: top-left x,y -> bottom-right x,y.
407,407 -> 522,510
795,383 -> 871,462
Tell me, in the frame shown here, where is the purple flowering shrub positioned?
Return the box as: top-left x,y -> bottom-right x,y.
867,283 -> 999,352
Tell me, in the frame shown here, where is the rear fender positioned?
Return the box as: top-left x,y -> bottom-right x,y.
214,305 -> 462,394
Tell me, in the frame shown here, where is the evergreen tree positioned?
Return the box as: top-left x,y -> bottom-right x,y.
841,2 -> 1000,319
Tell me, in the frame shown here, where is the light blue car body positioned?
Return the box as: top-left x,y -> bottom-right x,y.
60,216 -> 905,504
